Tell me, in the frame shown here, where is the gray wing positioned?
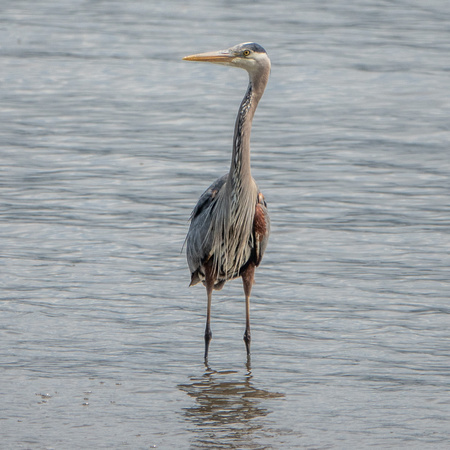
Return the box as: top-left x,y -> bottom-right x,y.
186,174 -> 228,284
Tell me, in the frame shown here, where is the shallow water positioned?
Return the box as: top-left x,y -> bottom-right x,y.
1,1 -> 449,448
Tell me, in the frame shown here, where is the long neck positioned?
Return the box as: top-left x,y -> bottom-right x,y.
209,62 -> 269,278
228,67 -> 269,190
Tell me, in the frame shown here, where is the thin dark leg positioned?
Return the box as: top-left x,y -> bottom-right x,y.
204,294 -> 212,360
241,263 -> 255,356
204,263 -> 214,361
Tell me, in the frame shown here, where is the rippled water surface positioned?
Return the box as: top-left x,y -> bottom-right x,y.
1,1 -> 449,448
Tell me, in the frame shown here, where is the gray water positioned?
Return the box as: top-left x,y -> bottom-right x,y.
1,1 -> 449,448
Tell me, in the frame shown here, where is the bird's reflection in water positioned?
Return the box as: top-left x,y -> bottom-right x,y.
178,358 -> 284,449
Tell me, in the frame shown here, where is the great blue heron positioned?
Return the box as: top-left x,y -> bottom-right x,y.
184,42 -> 271,360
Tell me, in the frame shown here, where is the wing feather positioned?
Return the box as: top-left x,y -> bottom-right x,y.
186,174 -> 228,283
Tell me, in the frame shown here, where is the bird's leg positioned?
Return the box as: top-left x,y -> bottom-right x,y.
204,288 -> 212,360
241,263 -> 255,356
204,262 -> 215,361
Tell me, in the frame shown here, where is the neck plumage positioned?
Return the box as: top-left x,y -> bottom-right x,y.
228,68 -> 268,191
208,64 -> 269,279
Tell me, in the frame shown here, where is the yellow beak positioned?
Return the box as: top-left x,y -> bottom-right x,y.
183,50 -> 234,63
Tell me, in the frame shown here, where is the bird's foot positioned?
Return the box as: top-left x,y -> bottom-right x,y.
204,328 -> 212,360
243,329 -> 251,356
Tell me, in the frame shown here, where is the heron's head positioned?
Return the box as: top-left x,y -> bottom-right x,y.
183,42 -> 270,75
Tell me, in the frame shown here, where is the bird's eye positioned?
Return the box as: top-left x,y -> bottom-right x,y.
243,50 -> 251,57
